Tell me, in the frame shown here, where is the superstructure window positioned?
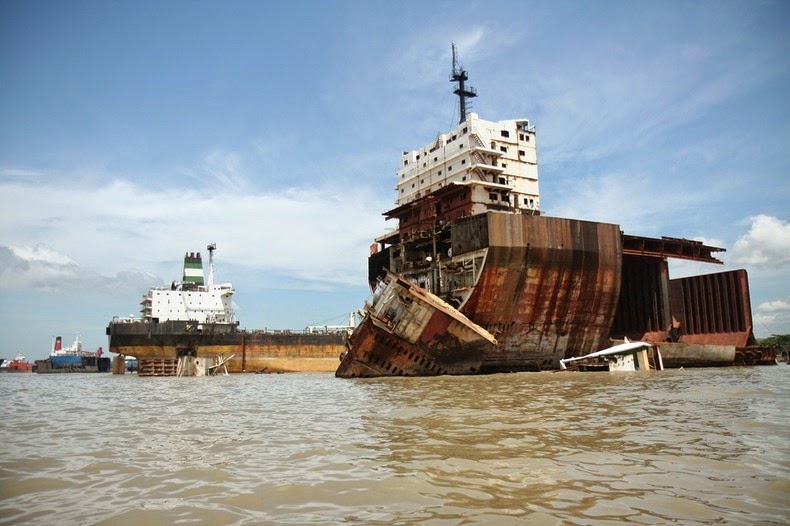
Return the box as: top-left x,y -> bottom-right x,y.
461,159 -> 466,165
489,193 -> 498,201
519,150 -> 526,157
501,130 -> 510,137
500,146 -> 507,153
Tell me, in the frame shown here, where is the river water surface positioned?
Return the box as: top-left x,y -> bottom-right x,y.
1,367 -> 788,525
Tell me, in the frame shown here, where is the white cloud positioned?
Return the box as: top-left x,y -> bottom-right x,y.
527,24 -> 780,168
10,245 -> 77,266
731,215 -> 790,267
544,170 -> 725,237
758,299 -> 790,313
0,170 -> 392,292
388,25 -> 490,92
196,149 -> 248,191
0,245 -> 156,294
754,298 -> 790,337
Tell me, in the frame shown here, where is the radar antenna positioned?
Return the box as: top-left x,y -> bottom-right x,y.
450,43 -> 477,124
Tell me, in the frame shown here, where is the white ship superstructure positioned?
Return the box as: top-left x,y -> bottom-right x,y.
395,113 -> 539,214
140,244 -> 236,324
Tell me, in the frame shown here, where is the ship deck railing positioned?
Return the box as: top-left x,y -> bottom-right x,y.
242,327 -> 353,335
110,316 -> 353,334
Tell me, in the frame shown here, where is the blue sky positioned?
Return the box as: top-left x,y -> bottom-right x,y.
1,0 -> 788,359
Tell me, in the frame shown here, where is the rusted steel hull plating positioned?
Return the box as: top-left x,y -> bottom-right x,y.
346,211 -> 772,377
336,273 -> 496,378
455,214 -> 623,372
340,213 -> 624,377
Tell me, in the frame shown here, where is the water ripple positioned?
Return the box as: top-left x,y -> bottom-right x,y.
1,367 -> 788,524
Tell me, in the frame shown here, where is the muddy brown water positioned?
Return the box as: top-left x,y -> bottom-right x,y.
1,367 -> 788,524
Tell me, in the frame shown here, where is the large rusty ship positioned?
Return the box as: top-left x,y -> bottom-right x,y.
107,244 -> 347,375
336,47 -> 772,378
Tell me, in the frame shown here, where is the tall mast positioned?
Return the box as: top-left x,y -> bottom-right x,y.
450,43 -> 477,124
207,243 -> 216,290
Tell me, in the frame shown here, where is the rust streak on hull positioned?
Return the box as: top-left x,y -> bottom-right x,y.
459,214 -> 622,371
336,273 -> 496,378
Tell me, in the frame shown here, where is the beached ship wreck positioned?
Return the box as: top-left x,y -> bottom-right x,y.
107,244 -> 348,376
336,46 -> 773,378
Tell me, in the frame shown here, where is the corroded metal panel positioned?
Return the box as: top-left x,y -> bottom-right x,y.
657,342 -> 736,368
336,272 -> 497,378
336,316 -> 492,377
611,255 -> 671,340
450,213 -> 491,255
459,214 -> 622,371
669,269 -> 754,347
622,235 -> 724,263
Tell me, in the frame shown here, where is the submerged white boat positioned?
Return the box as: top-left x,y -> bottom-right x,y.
560,339 -> 663,372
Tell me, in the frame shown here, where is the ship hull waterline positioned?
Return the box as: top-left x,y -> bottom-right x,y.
107,321 -> 346,374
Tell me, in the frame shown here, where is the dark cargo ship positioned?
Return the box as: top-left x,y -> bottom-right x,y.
336,47 -> 772,378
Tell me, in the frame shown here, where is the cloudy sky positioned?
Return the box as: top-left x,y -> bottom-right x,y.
1,0 -> 788,359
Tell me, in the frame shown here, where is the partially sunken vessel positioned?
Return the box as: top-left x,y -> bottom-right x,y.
336,46 -> 772,378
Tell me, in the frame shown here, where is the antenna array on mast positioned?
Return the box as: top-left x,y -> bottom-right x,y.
450,43 -> 477,124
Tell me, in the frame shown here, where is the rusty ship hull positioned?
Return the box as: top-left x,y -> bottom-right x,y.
453,213 -> 622,372
339,209 -> 770,378
108,321 -> 344,375
340,213 -> 624,377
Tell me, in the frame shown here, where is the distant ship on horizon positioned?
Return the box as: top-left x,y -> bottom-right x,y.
35,334 -> 111,373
